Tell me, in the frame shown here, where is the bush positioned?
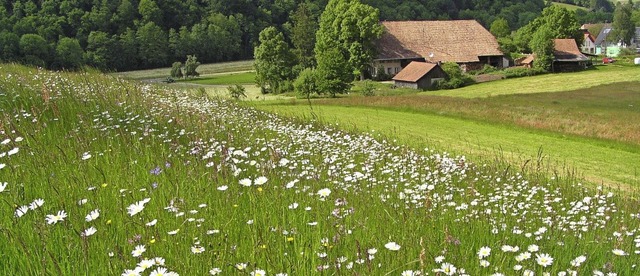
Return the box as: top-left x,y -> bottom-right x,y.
294,68 -> 320,98
170,62 -> 183,78
470,64 -> 498,75
503,67 -> 547,79
227,84 -> 247,100
434,62 -> 475,89
360,80 -> 375,96
372,65 -> 391,81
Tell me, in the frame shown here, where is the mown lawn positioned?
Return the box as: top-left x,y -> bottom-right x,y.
426,65 -> 640,98
180,72 -> 256,85
310,82 -> 640,145
112,60 -> 254,80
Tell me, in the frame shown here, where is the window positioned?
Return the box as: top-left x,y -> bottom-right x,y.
387,67 -> 392,74
395,67 -> 400,73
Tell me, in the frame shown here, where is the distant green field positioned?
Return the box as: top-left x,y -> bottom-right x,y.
426,65 -> 640,98
551,1 -> 588,11
112,60 -> 254,80
180,72 -> 256,85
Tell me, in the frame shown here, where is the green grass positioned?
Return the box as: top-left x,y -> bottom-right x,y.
425,65 -> 640,98
550,1 -> 589,11
112,60 -> 254,80
180,72 -> 256,85
2,64 -> 640,275
255,102 -> 640,189
311,81 -> 640,145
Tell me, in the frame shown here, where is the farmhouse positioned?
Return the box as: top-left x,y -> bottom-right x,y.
373,20 -> 505,75
392,61 -> 447,89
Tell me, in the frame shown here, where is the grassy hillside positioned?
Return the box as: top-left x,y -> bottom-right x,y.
314,82 -> 640,145
550,2 -> 589,11
257,102 -> 640,189
426,65 -> 640,98
1,64 -> 639,275
113,60 -> 255,80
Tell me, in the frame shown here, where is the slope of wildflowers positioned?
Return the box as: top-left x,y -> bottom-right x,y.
0,64 -> 639,275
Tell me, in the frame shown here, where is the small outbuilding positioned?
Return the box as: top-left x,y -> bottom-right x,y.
392,61 -> 447,89
552,39 -> 591,72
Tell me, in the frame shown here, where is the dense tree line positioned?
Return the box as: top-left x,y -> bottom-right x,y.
0,0 -> 635,72
0,0 -> 554,71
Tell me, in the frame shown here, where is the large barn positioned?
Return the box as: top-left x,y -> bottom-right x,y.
373,20 -> 506,76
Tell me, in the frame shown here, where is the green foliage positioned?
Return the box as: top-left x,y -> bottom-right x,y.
315,0 -> 383,80
316,46 -> 353,97
290,3 -> 319,69
19,33 -> 49,67
227,84 -> 247,99
138,0 -> 163,25
0,0 -> 550,71
170,62 -> 183,78
184,55 -> 200,78
611,1 -> 635,45
54,37 -> 84,70
490,18 -> 511,38
502,67 -> 547,78
0,31 -> 20,62
515,5 -> 582,53
632,9 -> 640,27
434,62 -> 475,89
360,80 -> 375,96
136,22 -> 168,69
372,65 -> 391,81
294,68 -> 320,98
530,25 -> 555,71
254,27 -> 295,94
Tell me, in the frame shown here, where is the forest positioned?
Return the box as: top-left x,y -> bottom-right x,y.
0,0 -> 626,71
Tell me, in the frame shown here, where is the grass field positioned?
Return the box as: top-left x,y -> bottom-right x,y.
112,60 -> 254,80
2,64 -> 640,275
426,65 -> 640,98
256,103 -> 640,189
311,81 -> 640,145
550,1 -> 589,11
253,65 -> 640,189
179,72 -> 256,85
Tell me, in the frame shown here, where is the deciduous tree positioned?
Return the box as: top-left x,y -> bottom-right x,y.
611,1 -> 635,46
490,18 -> 511,38
315,0 -> 383,81
54,37 -> 84,70
253,26 -> 295,94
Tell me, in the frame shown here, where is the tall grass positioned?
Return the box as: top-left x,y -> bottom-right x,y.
0,64 -> 639,275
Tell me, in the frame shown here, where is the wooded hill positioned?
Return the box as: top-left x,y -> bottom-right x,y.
0,0 -> 621,71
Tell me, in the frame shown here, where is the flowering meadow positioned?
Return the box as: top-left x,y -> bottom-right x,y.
0,64 -> 639,275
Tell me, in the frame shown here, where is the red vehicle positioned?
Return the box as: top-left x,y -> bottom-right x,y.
602,57 -> 616,64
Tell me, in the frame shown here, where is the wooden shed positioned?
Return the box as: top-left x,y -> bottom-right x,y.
392,62 -> 447,89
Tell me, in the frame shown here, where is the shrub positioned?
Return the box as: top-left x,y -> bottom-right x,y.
372,65 -> 391,81
503,67 -> 547,79
360,80 -> 376,96
434,62 -> 475,89
170,62 -> 183,78
184,55 -> 200,78
294,68 -> 320,98
227,84 -> 247,100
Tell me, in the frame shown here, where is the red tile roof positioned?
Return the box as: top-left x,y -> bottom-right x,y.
392,62 -> 439,82
377,20 -> 503,63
